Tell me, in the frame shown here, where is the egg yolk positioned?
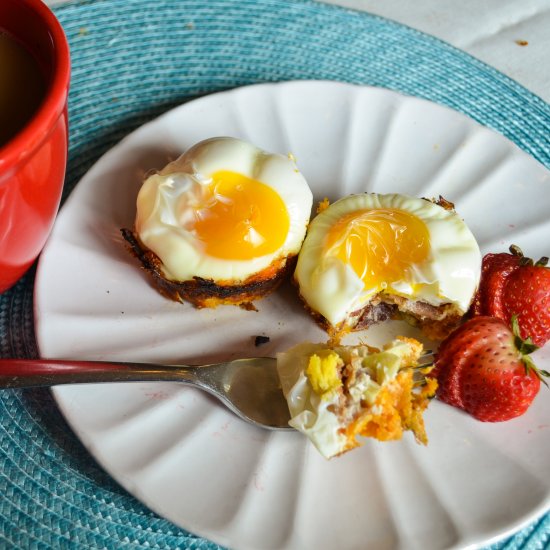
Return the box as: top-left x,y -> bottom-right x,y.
325,208 -> 430,290
190,170 -> 290,260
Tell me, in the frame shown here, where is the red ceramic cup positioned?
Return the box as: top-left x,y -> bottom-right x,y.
0,0 -> 70,293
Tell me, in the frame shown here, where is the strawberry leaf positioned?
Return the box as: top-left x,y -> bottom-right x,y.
517,338 -> 539,355
511,315 -> 539,355
520,355 -> 549,388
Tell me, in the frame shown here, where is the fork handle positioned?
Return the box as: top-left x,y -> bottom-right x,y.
0,358 -> 196,389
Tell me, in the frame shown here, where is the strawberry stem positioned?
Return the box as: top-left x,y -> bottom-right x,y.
508,243 -> 548,266
509,244 -> 524,257
519,257 -> 534,267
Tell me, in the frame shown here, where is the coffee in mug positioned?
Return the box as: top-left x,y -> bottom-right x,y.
0,30 -> 46,147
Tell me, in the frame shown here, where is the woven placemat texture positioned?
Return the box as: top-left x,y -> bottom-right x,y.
1,0 -> 549,547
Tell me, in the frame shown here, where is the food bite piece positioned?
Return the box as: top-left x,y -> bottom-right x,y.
122,137 -> 313,308
277,337 -> 436,459
294,193 -> 481,339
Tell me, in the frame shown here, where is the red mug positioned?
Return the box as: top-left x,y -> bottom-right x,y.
0,0 -> 70,293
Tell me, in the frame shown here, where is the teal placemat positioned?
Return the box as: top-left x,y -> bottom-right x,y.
1,0 -> 549,548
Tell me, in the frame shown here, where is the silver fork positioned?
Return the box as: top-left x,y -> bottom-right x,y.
0,353 -> 434,430
0,357 -> 293,430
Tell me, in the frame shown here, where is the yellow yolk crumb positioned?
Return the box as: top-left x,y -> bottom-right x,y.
306,352 -> 343,399
317,197 -> 330,214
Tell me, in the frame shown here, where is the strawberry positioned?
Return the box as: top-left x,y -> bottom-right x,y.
433,316 -> 548,422
502,260 -> 550,347
470,245 -> 550,347
470,247 -> 522,317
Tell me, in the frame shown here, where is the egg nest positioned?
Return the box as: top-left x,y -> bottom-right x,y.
295,194 -> 475,341
121,228 -> 296,309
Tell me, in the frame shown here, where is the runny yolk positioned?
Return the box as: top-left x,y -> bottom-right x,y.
325,208 -> 430,290
190,170 -> 290,260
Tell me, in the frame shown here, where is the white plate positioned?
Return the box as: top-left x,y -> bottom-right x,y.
35,81 -> 550,550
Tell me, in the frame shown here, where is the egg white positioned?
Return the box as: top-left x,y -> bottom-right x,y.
277,341 -> 346,459
295,193 -> 481,327
135,137 -> 313,282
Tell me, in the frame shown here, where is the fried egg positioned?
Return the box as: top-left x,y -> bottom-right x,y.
295,193 -> 481,334
277,337 -> 435,459
131,137 -> 313,305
